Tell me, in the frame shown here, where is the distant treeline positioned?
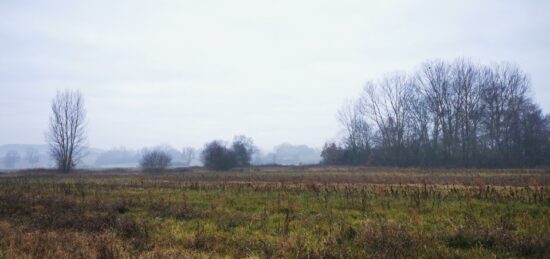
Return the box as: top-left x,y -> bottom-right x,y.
0,143 -> 322,170
323,59 -> 550,168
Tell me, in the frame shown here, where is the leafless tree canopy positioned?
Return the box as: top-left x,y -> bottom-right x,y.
46,90 -> 87,172
140,150 -> 172,171
334,100 -> 371,164
324,59 -> 550,167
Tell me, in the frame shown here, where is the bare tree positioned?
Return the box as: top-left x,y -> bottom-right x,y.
231,135 -> 257,167
451,59 -> 482,165
417,60 -> 456,164
359,72 -> 414,165
479,63 -> 530,166
3,150 -> 21,169
46,90 -> 87,172
337,100 -> 371,165
25,148 -> 40,168
181,147 -> 195,167
140,150 -> 172,171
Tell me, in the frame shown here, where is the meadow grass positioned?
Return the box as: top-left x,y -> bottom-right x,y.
0,167 -> 549,258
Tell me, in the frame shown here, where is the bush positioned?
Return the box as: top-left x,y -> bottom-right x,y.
201,141 -> 236,171
321,142 -> 344,165
140,150 -> 172,171
201,136 -> 256,171
321,141 -> 371,166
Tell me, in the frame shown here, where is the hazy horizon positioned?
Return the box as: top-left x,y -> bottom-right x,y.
1,0 -> 549,151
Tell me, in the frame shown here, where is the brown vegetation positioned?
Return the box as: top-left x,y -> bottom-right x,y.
0,167 -> 549,258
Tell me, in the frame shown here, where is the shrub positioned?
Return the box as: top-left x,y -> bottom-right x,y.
139,150 -> 172,171
201,141 -> 236,171
321,142 -> 344,165
201,136 -> 256,171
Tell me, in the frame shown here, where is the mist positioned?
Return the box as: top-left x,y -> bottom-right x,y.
1,0 -> 549,154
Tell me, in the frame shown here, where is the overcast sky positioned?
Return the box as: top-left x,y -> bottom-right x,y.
1,0 -> 549,150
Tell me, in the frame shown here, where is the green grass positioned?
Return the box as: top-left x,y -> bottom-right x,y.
0,168 -> 549,258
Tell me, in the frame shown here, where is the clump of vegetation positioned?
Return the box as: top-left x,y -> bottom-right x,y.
140,150 -> 172,171
201,135 -> 256,171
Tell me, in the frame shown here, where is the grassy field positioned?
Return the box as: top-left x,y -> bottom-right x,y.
0,167 -> 549,258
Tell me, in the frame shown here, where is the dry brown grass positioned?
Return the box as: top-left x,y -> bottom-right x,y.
0,167 -> 548,258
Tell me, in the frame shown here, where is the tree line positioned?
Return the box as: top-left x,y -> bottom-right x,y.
133,136 -> 257,171
44,90 -> 259,172
43,58 -> 550,172
1,148 -> 40,169
322,59 -> 550,168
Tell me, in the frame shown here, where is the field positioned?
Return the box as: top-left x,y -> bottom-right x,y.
0,167 -> 549,258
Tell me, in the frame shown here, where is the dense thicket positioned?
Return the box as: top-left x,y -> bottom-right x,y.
201,136 -> 256,170
323,59 -> 550,167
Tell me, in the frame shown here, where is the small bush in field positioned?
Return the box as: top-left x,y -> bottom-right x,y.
201,136 -> 256,171
140,150 -> 172,171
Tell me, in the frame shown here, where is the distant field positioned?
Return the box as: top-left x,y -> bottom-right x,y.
0,167 -> 549,258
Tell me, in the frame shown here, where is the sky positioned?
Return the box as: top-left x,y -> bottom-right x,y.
1,0 -> 549,151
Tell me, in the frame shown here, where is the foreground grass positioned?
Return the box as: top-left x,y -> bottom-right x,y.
0,168 -> 549,258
